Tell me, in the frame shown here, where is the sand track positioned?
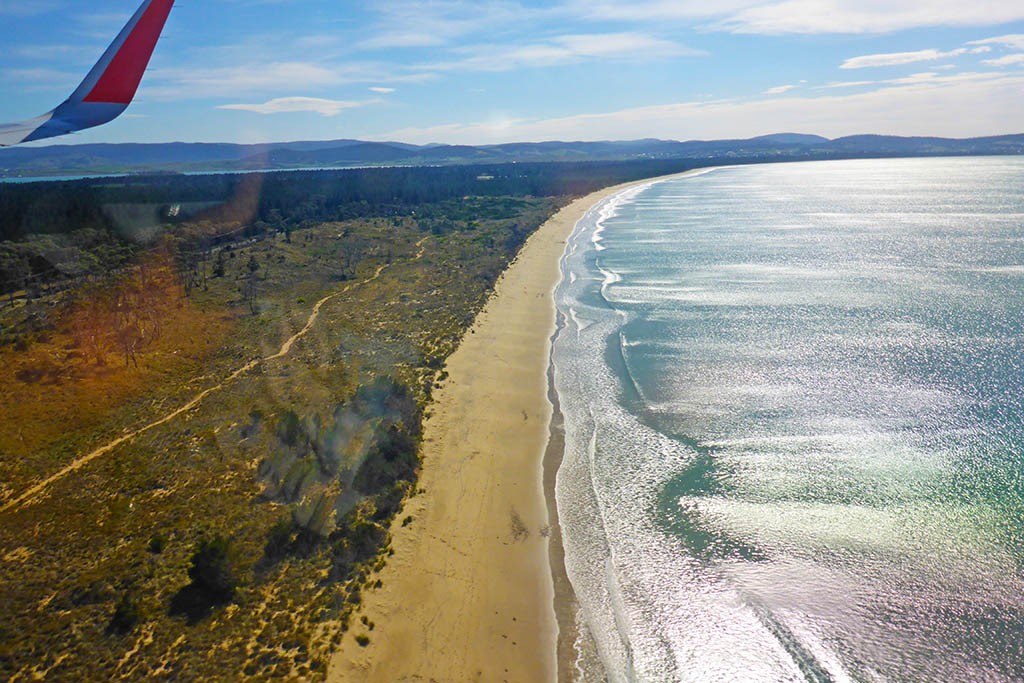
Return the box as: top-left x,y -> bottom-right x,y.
0,238 -> 429,515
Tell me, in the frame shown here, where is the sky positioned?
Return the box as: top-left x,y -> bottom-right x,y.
0,0 -> 1023,146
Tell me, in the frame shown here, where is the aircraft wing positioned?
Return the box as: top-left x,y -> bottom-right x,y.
0,116 -> 58,147
0,0 -> 175,147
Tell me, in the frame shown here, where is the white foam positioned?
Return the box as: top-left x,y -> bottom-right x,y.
972,265 -> 1024,275
553,168 -> 813,681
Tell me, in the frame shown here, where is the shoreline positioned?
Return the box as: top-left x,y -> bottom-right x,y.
545,173 -> 698,681
326,175 -> 687,682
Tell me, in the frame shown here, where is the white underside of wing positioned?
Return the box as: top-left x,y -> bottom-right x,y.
0,113 -> 54,147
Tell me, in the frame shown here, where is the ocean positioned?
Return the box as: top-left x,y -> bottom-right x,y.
552,156 -> 1024,682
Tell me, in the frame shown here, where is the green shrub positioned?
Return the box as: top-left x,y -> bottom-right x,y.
147,533 -> 167,554
187,535 -> 238,603
264,517 -> 294,560
108,593 -> 141,635
276,410 -> 304,447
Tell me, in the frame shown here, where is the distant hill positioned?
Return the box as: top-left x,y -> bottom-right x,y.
751,133 -> 830,145
1,133 -> 1022,179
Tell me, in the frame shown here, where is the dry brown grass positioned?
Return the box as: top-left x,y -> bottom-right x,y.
0,262 -> 235,495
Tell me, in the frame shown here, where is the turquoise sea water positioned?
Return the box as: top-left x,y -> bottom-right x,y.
552,157 -> 1024,682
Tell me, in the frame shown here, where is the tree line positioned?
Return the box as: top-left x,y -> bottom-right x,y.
0,157 -> 725,298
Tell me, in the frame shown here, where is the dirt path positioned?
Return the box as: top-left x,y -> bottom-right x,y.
0,238 -> 429,515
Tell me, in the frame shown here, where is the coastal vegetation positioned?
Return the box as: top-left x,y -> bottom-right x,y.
0,163 -> 591,680
0,161 -> 695,300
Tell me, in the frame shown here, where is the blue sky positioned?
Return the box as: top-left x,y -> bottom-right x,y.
1,0 -> 1023,145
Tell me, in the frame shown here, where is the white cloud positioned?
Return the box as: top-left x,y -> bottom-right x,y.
559,33 -> 700,58
378,71 -> 1024,144
1,66 -> 75,84
419,33 -> 703,72
217,97 -> 376,116
968,34 -> 1024,50
983,54 -> 1024,66
369,86 -> 396,93
9,43 -> 99,62
818,80 -> 877,89
293,35 -> 342,50
763,84 -> 798,94
888,71 -> 940,84
400,2 -> 1024,40
358,31 -> 449,50
565,0 -> 759,21
0,65 -> 81,94
840,45 -> 993,69
0,1 -> 59,15
819,70 -> 1001,90
551,0 -> 1024,35
357,1 -> 533,50
841,48 -> 964,69
144,61 -> 432,99
560,0 -> 1024,35
151,62 -> 343,98
717,1 -> 1024,35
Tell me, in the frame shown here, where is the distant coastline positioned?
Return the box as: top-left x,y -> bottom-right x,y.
2,132 -> 1022,180
0,165 -> 395,184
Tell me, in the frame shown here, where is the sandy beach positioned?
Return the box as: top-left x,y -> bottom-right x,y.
326,179 -> 669,683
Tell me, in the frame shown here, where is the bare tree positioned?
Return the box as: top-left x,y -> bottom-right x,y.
243,255 -> 260,314
71,283 -> 113,365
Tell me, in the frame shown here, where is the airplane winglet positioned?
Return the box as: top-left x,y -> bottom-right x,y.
0,0 -> 175,147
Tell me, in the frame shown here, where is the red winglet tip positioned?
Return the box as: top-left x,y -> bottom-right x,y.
83,0 -> 174,105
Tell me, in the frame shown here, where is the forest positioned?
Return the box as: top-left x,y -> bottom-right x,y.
0,158 -> 722,299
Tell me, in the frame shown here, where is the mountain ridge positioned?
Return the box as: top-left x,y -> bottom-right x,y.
1,133 -> 1022,178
